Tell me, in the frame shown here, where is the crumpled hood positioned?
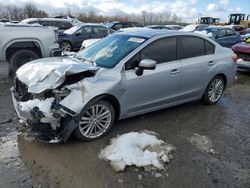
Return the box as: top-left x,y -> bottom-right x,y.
16,56 -> 98,93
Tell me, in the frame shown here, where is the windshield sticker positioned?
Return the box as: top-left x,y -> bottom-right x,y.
128,37 -> 145,43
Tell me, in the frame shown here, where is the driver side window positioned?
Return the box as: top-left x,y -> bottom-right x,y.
217,29 -> 226,38
125,37 -> 177,70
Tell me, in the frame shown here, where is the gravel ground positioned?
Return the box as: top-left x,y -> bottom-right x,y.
0,61 -> 250,188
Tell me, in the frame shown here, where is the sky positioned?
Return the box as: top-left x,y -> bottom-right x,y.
1,0 -> 250,22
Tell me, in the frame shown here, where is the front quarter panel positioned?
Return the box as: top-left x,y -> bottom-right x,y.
59,68 -> 125,115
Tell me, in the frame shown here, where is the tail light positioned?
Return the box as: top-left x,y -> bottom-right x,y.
231,53 -> 238,62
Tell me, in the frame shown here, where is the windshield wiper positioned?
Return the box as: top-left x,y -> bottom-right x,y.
77,57 -> 95,65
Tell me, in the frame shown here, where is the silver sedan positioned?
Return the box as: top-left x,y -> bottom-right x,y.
12,28 -> 236,143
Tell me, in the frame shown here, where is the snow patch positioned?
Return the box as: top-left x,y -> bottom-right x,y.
194,30 -> 213,37
99,131 -> 174,172
18,98 -> 54,117
188,133 -> 215,153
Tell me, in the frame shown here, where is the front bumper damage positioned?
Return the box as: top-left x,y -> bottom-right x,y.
11,81 -> 79,143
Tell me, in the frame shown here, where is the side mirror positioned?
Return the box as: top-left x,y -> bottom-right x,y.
135,59 -> 156,76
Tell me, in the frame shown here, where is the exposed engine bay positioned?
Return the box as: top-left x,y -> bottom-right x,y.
11,56 -> 98,143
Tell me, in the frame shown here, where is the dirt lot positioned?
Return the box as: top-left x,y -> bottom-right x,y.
0,61 -> 250,188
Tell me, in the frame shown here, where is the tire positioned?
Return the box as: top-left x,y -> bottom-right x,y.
10,49 -> 39,73
74,100 -> 115,141
203,76 -> 225,105
60,41 -> 72,52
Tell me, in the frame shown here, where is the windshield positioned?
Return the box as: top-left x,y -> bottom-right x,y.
76,34 -> 146,68
64,25 -> 79,34
204,28 -> 219,34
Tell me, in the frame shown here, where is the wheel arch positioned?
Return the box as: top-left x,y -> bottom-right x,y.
215,73 -> 227,90
78,94 -> 121,121
5,40 -> 43,62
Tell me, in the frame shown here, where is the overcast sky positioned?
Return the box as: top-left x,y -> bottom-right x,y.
2,0 -> 249,22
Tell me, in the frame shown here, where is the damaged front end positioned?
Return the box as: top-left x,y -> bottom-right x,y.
11,57 -> 98,143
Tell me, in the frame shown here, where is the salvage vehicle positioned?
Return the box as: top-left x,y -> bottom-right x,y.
12,28 -> 236,143
20,18 -> 75,32
146,25 -> 173,30
199,27 -> 240,48
165,25 -> 184,30
182,24 -> 208,32
80,38 -> 101,50
232,37 -> 250,70
105,21 -> 143,31
58,23 -> 114,51
0,23 -> 60,73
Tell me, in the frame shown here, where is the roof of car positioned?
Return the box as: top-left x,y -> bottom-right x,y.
114,27 -> 178,38
21,18 -> 72,23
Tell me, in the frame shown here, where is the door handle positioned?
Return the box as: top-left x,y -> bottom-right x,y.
170,69 -> 179,75
208,61 -> 215,66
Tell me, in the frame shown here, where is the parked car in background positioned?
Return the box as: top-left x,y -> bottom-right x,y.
81,38 -> 101,50
182,24 -> 208,32
12,28 -> 236,143
58,23 -> 114,51
20,18 -> 75,32
146,25 -> 173,30
232,37 -> 250,70
224,25 -> 246,34
105,21 -> 142,30
198,27 -> 240,48
240,29 -> 250,41
0,19 -> 9,23
0,23 -> 60,73
165,25 -> 184,30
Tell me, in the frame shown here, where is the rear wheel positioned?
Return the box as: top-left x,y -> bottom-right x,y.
74,100 -> 115,141
203,76 -> 225,105
10,49 -> 39,73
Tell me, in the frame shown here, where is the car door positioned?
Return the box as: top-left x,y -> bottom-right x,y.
72,26 -> 93,49
225,29 -> 240,47
92,26 -> 109,39
215,29 -> 227,47
179,36 -> 215,100
123,37 -> 181,116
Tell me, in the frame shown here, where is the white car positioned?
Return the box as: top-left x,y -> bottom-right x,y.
80,38 -> 101,50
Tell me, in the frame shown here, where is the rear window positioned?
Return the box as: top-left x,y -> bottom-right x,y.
181,36 -> 205,59
205,40 -> 215,55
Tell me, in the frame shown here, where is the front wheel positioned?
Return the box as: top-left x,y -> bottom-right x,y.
60,41 -> 72,52
203,76 -> 225,105
74,100 -> 115,141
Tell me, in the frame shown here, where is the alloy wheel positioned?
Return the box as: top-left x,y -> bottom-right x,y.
61,42 -> 71,51
208,78 -> 224,103
79,104 -> 112,138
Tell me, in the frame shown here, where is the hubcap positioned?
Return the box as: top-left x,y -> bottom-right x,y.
208,78 -> 224,102
79,104 -> 112,138
61,43 -> 71,51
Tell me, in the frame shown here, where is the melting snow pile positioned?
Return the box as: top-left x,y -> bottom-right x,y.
194,30 -> 213,38
188,133 -> 215,154
18,98 -> 54,116
99,131 -> 174,172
